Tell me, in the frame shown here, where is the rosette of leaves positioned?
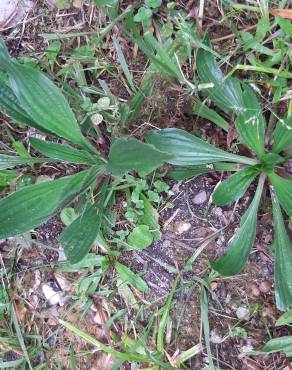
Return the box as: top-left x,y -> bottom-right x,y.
146,43 -> 292,310
0,40 -> 173,264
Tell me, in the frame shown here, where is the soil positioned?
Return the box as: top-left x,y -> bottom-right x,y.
0,1 -> 291,370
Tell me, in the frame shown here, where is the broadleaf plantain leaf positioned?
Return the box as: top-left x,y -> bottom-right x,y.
106,138 -> 174,177
145,128 -> 257,166
0,40 -> 95,153
0,154 -> 50,170
211,175 -> 265,275
269,172 -> 292,216
272,116 -> 292,153
212,166 -> 259,206
271,188 -> 292,310
60,178 -> 109,263
0,167 -> 101,239
30,138 -> 99,165
234,86 -> 266,158
196,39 -> 244,113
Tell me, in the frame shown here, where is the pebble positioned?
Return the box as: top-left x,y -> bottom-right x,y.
42,284 -> 63,305
259,281 -> 272,294
173,221 -> 191,235
236,306 -> 249,320
248,282 -> 261,297
210,329 -> 223,344
192,190 -> 207,205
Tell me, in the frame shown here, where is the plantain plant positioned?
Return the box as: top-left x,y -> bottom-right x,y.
145,43 -> 292,311
0,40 -> 173,264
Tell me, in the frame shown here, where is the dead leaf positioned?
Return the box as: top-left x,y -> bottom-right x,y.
270,9 -> 292,19
227,124 -> 239,148
91,353 -> 116,370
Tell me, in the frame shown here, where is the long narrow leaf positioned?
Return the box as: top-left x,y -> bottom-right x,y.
212,166 -> 259,206
0,40 -> 95,153
234,86 -> 266,158
60,178 -> 109,263
0,167 -> 101,238
29,138 -> 99,165
169,163 -> 239,180
271,188 -> 292,310
145,128 -> 257,166
269,172 -> 292,216
196,39 -> 244,113
193,99 -> 229,132
0,154 -> 50,170
107,138 -> 174,177
272,116 -> 292,153
211,174 -> 265,275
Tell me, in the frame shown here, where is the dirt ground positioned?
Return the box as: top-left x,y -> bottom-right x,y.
1,1 -> 291,369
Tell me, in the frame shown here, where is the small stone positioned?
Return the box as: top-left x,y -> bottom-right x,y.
210,329 -> 223,344
247,282 -> 261,297
192,191 -> 207,205
236,306 -> 249,320
42,284 -> 62,305
210,281 -> 218,290
162,239 -> 171,248
173,221 -> 191,235
259,281 -> 272,294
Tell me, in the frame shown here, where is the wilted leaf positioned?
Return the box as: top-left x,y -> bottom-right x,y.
212,166 -> 259,206
270,9 -> 292,19
271,189 -> 292,310
115,261 -> 148,293
107,138 -> 173,177
0,167 -> 100,239
212,175 -> 265,275
127,224 -> 153,249
145,128 -> 257,166
269,172 -> 292,216
60,178 -> 108,263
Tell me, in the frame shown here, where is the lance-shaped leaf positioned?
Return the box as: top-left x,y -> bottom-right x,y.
106,138 -> 174,177
0,40 -> 95,153
212,166 -> 259,206
29,138 -> 99,165
272,116 -> 292,153
169,162 -> 239,180
115,261 -> 148,293
145,128 -> 257,166
271,188 -> 292,311
60,178 -> 109,263
196,40 -> 244,113
260,336 -> 292,357
211,174 -> 265,275
234,86 -> 266,158
269,172 -> 292,216
0,154 -> 50,170
0,167 -> 100,239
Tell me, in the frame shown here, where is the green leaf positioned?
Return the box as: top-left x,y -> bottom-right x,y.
276,16 -> 292,37
127,225 -> 154,250
0,170 -> 17,189
29,138 -> 98,165
0,41 -> 94,153
145,128 -> 257,166
0,79 -> 39,128
260,336 -> 292,355
0,168 -> 99,239
107,138 -> 174,177
139,193 -> 161,240
234,86 -> 266,158
193,99 -> 229,132
145,0 -> 162,8
211,175 -> 265,275
134,7 -> 152,22
60,207 -> 78,226
212,166 -> 259,206
60,178 -> 108,263
271,189 -> 292,310
0,154 -> 50,170
169,163 -> 238,180
269,172 -> 292,216
276,308 -> 292,326
197,39 -> 244,113
115,261 -> 148,293
272,116 -> 292,153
